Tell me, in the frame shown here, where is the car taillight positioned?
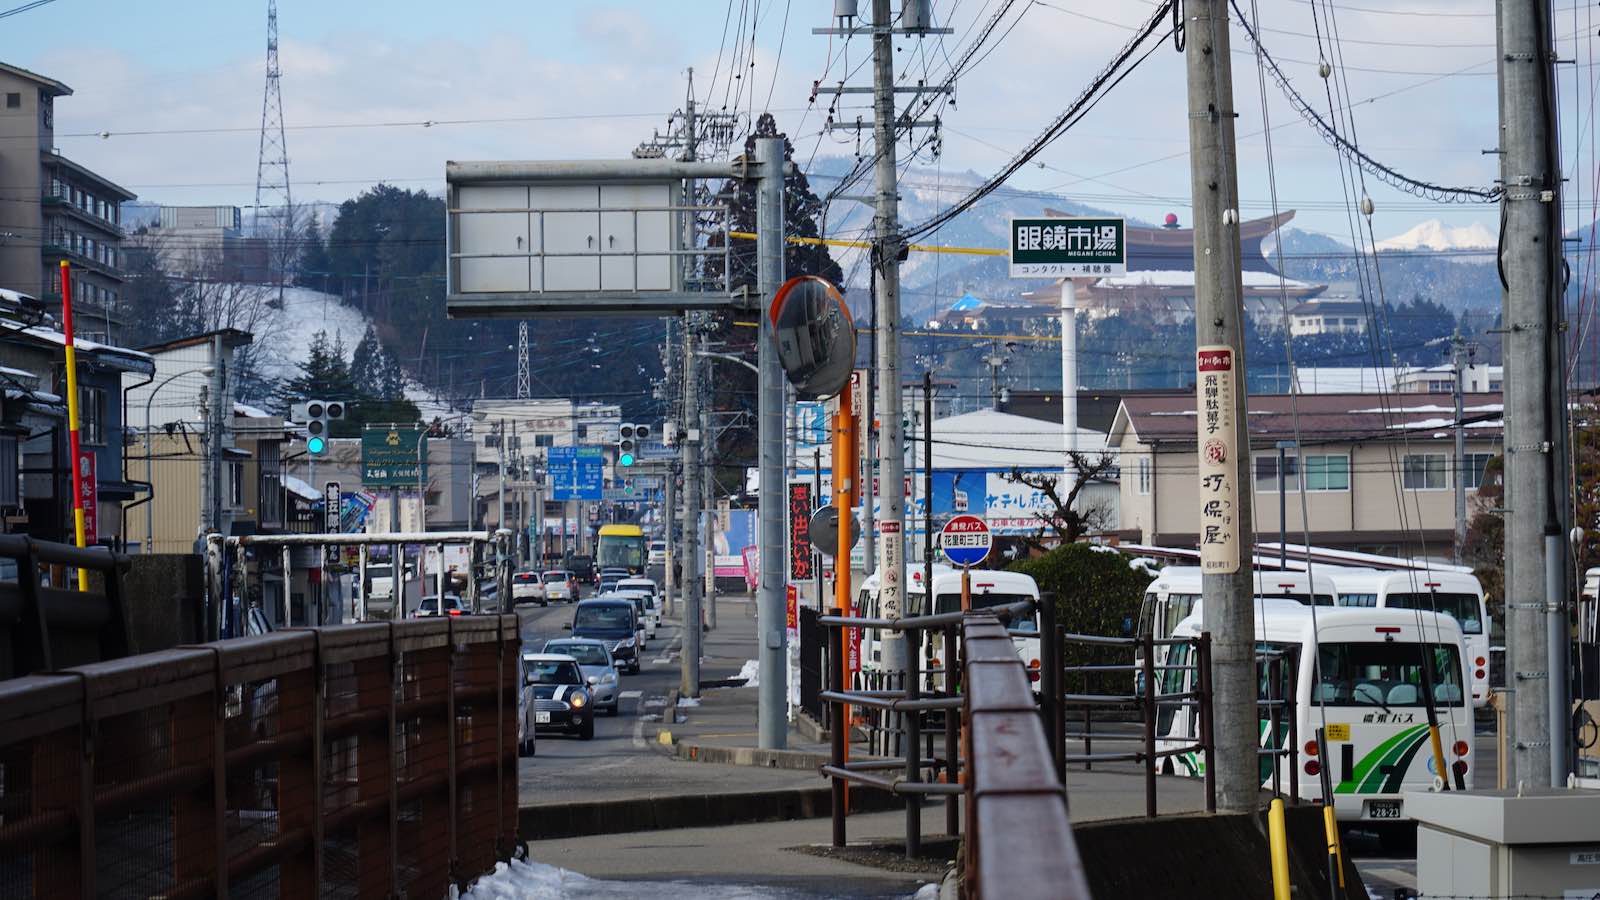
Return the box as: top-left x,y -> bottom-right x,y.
1027,669 -> 1041,683
1304,759 -> 1321,776
1475,656 -> 1486,667
1476,669 -> 1486,680
1028,659 -> 1041,669
448,609 -> 462,616
1304,740 -> 1319,757
1452,741 -> 1469,757
1452,760 -> 1468,777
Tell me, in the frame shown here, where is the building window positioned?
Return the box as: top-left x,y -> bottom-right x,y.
4,92 -> 19,108
1303,454 -> 1350,491
1488,380 -> 1502,391
1402,454 -> 1448,490
1254,454 -> 1299,492
78,387 -> 106,446
1137,457 -> 1152,495
535,433 -> 555,448
1463,453 -> 1494,490
228,463 -> 244,507
1342,317 -> 1360,328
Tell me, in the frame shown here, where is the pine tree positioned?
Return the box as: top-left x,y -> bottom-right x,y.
294,218 -> 334,289
274,330 -> 359,416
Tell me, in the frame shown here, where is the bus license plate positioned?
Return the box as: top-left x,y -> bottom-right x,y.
535,712 -> 551,724
1367,801 -> 1402,819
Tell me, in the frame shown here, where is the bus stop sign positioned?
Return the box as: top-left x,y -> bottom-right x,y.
940,514 -> 992,567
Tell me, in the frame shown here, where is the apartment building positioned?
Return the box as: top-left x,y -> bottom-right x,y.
0,62 -> 136,341
1109,392 -> 1503,558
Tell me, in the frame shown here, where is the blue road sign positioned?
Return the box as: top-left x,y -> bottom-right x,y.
549,445 -> 604,501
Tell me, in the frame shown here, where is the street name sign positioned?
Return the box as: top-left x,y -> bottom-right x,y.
1009,216 -> 1127,278
548,446 -> 604,501
940,514 -> 992,567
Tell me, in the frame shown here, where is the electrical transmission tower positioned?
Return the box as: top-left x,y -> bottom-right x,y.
254,0 -> 293,306
516,322 -> 531,398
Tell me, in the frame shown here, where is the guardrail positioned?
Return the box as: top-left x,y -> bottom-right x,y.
0,614 -> 521,899
819,601 -> 1090,899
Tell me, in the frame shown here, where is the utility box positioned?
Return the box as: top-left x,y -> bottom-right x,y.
1408,788 -> 1600,898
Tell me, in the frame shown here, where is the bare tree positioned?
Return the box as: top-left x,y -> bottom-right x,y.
1003,451 -> 1118,551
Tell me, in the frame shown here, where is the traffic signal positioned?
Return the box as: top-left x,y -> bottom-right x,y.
291,400 -> 346,456
617,423 -> 637,467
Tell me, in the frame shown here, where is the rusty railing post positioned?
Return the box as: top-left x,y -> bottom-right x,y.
1142,633 -> 1157,819
1198,633 -> 1216,814
279,663 -> 318,895
943,621 -> 959,838
829,607 -> 846,848
1287,656 -> 1299,807
1039,592 -> 1062,784
905,623 -> 921,860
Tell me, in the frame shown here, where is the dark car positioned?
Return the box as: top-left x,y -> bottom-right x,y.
523,653 -> 594,739
565,554 -> 596,585
566,598 -> 640,674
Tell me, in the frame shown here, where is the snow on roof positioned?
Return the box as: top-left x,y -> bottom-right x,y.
282,474 -> 321,501
234,401 -> 274,418
1095,269 -> 1313,289
926,408 -> 1109,470
0,319 -> 154,372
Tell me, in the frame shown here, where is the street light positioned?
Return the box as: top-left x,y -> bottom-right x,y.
144,366 -> 215,554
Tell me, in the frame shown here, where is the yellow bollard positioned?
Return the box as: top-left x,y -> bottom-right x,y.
1267,798 -> 1291,900
1322,803 -> 1345,890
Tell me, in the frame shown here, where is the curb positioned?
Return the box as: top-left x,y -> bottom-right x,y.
672,740 -> 835,771
519,784 -> 904,840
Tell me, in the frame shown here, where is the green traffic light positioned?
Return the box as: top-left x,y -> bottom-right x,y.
619,453 -> 635,467
308,436 -> 326,454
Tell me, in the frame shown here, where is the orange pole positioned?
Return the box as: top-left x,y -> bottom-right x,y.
833,381 -> 857,814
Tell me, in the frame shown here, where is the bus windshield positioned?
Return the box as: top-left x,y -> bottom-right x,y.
1314,642 -> 1465,707
597,537 -> 644,570
1384,592 -> 1483,634
932,592 -> 1035,625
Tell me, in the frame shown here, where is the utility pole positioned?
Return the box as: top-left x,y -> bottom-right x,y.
869,0 -> 908,676
1061,279 -> 1079,493
209,333 -> 227,538
1499,0 -> 1570,787
703,402 -> 717,630
755,134 -> 787,749
1185,0 -> 1258,812
1451,332 -> 1468,567
664,461 -> 677,616
681,322 -> 703,698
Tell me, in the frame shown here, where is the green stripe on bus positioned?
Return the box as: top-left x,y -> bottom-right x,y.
1334,725 -> 1428,794
1359,728 -> 1431,794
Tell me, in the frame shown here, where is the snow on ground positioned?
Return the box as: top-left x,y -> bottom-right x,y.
675,696 -> 701,708
735,659 -> 759,687
460,857 -> 938,900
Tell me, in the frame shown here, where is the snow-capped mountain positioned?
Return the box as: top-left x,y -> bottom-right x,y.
1374,219 -> 1495,252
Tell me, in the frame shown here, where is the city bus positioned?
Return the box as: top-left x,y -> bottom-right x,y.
1159,601 -> 1473,826
1325,568 -> 1491,708
595,524 -> 647,576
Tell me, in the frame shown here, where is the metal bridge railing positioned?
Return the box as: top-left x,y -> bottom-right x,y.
0,615 -> 522,899
1037,595 -> 1217,818
819,601 -> 1090,899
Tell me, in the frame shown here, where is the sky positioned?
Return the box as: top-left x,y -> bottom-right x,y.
1,0 -> 1581,247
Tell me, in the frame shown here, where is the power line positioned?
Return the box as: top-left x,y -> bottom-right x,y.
0,0 -> 59,19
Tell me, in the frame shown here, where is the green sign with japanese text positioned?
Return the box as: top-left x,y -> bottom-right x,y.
1008,216 -> 1127,278
362,427 -> 426,487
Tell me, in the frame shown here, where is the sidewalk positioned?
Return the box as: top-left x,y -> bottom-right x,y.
664,592 -> 868,769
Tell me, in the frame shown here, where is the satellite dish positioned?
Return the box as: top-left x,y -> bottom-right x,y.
769,275 -> 856,400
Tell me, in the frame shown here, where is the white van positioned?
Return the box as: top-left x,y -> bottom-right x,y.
1136,566 -> 1337,681
856,565 -> 1041,680
1325,567 -> 1491,708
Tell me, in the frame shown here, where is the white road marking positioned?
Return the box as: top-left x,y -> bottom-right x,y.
619,690 -> 642,699
631,716 -> 646,749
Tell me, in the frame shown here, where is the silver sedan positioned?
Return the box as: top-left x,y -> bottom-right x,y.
540,638 -> 622,716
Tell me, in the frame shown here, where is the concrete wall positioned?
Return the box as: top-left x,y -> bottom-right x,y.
121,552 -> 204,652
0,72 -> 44,298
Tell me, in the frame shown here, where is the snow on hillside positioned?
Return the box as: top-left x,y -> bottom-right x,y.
237,286 -> 453,418
1375,219 -> 1495,252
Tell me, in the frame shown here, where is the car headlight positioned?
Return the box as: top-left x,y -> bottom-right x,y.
570,691 -> 587,709
601,672 -> 617,683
